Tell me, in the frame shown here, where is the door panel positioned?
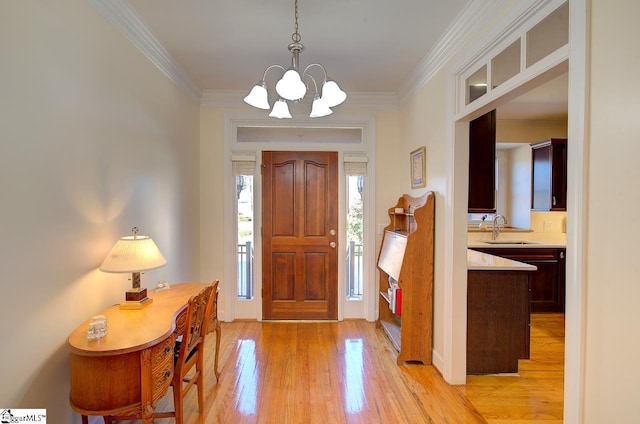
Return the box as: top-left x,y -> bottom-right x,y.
262,151 -> 338,320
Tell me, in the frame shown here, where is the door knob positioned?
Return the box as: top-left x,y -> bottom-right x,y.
330,229 -> 336,236
329,242 -> 336,248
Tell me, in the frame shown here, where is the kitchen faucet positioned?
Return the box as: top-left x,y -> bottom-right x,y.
492,214 -> 506,240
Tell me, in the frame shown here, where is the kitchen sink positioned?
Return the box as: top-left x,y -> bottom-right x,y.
482,240 -> 541,245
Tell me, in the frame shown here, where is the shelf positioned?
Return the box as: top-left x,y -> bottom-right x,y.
379,320 -> 401,352
376,192 -> 434,365
390,230 -> 410,237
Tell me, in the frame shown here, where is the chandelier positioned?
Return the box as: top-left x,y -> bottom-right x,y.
243,0 -> 347,119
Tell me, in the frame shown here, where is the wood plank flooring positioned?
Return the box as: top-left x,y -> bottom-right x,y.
116,314 -> 564,424
458,313 -> 565,423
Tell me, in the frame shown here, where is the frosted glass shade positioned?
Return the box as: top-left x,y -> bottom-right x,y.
243,83 -> 270,110
100,235 -> 167,273
269,99 -> 292,119
310,95 -> 333,118
321,80 -> 347,107
276,69 -> 307,101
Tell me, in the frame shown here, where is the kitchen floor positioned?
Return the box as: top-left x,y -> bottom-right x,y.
457,313 -> 565,423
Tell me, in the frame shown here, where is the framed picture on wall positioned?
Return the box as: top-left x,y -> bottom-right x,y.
410,147 -> 426,188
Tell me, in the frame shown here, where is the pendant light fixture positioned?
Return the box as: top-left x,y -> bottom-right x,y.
243,0 -> 347,119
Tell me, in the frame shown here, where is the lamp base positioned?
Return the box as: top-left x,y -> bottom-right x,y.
119,297 -> 153,310
126,287 -> 148,302
120,287 -> 152,310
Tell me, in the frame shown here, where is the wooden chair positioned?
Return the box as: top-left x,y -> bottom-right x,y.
207,282 -> 221,381
159,281 -> 217,424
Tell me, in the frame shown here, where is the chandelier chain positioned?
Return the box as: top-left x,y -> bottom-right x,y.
292,0 -> 301,43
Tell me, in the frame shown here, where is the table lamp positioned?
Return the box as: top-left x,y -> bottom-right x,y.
100,227 -> 167,309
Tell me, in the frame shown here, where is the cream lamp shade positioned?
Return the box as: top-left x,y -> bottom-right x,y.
100,227 -> 167,309
100,235 -> 167,273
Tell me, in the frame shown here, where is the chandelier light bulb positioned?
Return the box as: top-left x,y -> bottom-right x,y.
243,82 -> 270,109
269,99 -> 293,119
276,69 -> 307,101
321,79 -> 347,107
310,94 -> 333,118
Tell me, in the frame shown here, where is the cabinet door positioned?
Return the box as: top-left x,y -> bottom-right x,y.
531,138 -> 567,211
468,110 -> 496,213
550,142 -> 567,210
531,144 -> 552,210
527,259 -> 562,312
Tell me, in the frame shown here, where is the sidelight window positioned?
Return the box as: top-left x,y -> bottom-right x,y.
345,156 -> 367,300
232,156 -> 255,300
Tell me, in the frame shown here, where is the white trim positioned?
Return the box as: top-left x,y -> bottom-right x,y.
398,0 -> 507,105
563,1 -> 589,422
201,90 -> 399,110
344,155 -> 368,163
89,0 -> 201,101
230,154 -> 256,162
221,113 -> 377,322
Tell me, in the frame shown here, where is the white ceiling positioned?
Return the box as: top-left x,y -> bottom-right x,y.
120,0 -> 567,120
125,0 -> 469,93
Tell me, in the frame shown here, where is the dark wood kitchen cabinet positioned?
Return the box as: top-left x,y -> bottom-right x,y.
468,109 -> 496,213
471,247 -> 566,313
531,138 -> 567,211
467,269 -> 531,374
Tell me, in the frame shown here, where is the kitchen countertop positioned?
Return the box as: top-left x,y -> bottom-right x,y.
467,249 -> 537,271
467,239 -> 566,249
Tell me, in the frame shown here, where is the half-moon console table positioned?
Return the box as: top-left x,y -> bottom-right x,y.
67,283 -> 210,423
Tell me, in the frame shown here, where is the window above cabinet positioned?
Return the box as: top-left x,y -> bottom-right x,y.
461,1 -> 568,110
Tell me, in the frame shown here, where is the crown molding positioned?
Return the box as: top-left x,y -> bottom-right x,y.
91,0 -> 509,109
89,0 -> 202,101
398,0 -> 507,105
201,90 -> 399,110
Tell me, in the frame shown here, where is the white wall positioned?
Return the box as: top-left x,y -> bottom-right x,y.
584,0 -> 640,421
509,144 -> 532,229
0,2 -> 201,422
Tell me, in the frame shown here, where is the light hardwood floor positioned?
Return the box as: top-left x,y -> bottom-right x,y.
118,314 -> 564,423
458,313 -> 565,423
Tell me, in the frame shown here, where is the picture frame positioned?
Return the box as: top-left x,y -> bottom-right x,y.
410,147 -> 426,189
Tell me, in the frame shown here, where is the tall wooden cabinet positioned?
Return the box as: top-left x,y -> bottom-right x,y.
468,109 -> 496,213
531,138 -> 567,211
377,192 -> 434,365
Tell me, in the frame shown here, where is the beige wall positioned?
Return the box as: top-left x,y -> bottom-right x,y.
497,119 -> 568,143
198,106 -> 226,296
399,70 -> 451,367
585,0 -> 640,421
0,1 -> 201,422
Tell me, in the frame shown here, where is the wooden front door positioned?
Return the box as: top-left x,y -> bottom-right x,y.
262,151 -> 338,320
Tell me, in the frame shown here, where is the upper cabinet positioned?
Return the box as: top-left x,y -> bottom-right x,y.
468,110 -> 496,213
531,138 -> 567,211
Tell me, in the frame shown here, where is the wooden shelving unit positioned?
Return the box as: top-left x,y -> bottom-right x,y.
376,192 -> 435,365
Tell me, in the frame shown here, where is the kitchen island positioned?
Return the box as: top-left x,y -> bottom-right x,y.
468,238 -> 566,312
467,249 -> 536,374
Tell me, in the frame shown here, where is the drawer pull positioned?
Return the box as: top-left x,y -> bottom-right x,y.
164,369 -> 171,378
164,345 -> 171,353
